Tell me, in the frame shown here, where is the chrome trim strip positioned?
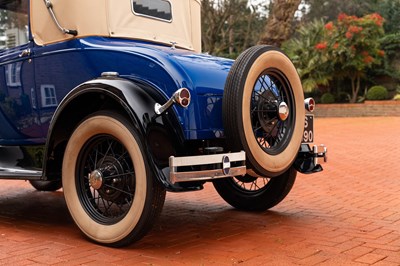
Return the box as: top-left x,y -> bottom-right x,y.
170,151 -> 245,167
171,166 -> 246,183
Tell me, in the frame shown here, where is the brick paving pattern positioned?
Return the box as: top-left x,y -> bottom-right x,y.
0,116 -> 399,265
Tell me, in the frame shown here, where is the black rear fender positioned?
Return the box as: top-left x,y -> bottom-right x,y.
43,77 -> 185,188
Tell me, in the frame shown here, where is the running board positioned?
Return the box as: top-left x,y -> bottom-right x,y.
0,167 -> 42,180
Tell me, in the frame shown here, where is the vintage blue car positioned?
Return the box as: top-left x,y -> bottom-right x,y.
0,0 -> 326,246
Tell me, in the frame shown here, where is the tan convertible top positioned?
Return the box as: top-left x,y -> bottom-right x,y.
30,0 -> 201,52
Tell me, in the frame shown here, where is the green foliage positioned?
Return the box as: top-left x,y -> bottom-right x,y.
378,0 -> 400,34
321,92 -> 335,103
381,33 -> 400,56
314,13 -> 385,102
283,12 -> 386,103
366,85 -> 388,100
303,0 -> 380,22
282,20 -> 332,92
378,33 -> 400,80
319,13 -> 385,71
336,92 -> 350,103
393,94 -> 400,101
201,0 -> 266,56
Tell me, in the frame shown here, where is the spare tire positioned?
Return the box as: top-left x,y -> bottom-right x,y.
223,45 -> 305,177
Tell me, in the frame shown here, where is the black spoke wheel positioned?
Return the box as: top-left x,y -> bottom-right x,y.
213,167 -> 297,211
62,111 -> 165,247
223,45 -> 305,177
250,69 -> 294,154
76,135 -> 136,224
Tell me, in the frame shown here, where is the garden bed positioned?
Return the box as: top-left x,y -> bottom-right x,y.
315,100 -> 400,117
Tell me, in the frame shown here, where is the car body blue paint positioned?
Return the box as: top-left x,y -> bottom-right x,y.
0,37 -> 233,144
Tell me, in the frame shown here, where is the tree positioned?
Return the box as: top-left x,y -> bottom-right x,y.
202,0 -> 266,56
378,0 -> 400,34
282,20 -> 332,92
315,13 -> 385,103
259,0 -> 302,47
303,0 -> 380,22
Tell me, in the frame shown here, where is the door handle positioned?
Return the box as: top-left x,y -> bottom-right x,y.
19,48 -> 31,57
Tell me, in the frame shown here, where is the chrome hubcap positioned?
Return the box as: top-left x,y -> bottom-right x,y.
89,169 -> 103,190
278,102 -> 289,121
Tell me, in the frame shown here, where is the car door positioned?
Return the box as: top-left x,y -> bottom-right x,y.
0,0 -> 42,145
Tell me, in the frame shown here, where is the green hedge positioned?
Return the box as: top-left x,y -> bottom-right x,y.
366,86 -> 388,100
321,93 -> 335,104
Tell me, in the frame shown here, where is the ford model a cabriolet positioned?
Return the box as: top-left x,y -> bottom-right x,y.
0,0 -> 327,246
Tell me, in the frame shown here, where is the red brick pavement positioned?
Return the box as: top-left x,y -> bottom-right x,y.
0,116 -> 399,265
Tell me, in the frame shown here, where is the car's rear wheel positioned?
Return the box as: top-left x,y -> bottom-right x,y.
213,166 -> 297,211
62,111 -> 165,247
29,180 -> 62,191
223,45 -> 305,177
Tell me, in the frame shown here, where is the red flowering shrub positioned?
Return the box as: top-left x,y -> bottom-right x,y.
324,22 -> 334,31
366,13 -> 384,27
315,42 -> 327,50
315,13 -> 385,102
345,31 -> 353,39
333,42 -> 339,49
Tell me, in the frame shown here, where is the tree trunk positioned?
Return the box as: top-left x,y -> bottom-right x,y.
350,74 -> 361,103
259,0 -> 302,47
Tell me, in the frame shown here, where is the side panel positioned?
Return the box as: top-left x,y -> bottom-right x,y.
32,38 -> 185,139
32,37 -> 232,141
0,43 -> 43,145
0,0 -> 42,145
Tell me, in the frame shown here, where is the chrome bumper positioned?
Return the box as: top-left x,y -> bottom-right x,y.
294,144 -> 327,174
169,143 -> 327,184
312,144 -> 328,165
169,151 -> 246,184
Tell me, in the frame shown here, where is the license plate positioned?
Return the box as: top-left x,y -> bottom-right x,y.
303,114 -> 314,143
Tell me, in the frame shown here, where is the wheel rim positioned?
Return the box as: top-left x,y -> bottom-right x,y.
232,175 -> 271,194
250,68 -> 295,155
76,134 -> 135,225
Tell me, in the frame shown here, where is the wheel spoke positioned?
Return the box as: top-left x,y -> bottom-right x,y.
103,183 -> 134,197
77,134 -> 135,223
98,139 -> 114,166
251,71 -> 293,154
261,75 -> 278,101
233,176 -> 271,192
103,171 -> 135,180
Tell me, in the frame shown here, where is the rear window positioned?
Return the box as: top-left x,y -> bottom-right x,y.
131,0 -> 172,22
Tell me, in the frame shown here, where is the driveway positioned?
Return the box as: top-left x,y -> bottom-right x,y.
0,117 -> 399,265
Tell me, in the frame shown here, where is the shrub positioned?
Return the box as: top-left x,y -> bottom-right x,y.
366,86 -> 388,100
336,92 -> 350,103
393,94 -> 400,101
321,92 -> 335,104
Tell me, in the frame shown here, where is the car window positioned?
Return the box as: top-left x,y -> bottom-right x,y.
0,0 -> 29,49
131,0 -> 172,22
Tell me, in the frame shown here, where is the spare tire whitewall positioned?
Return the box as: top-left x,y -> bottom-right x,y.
223,46 -> 305,177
